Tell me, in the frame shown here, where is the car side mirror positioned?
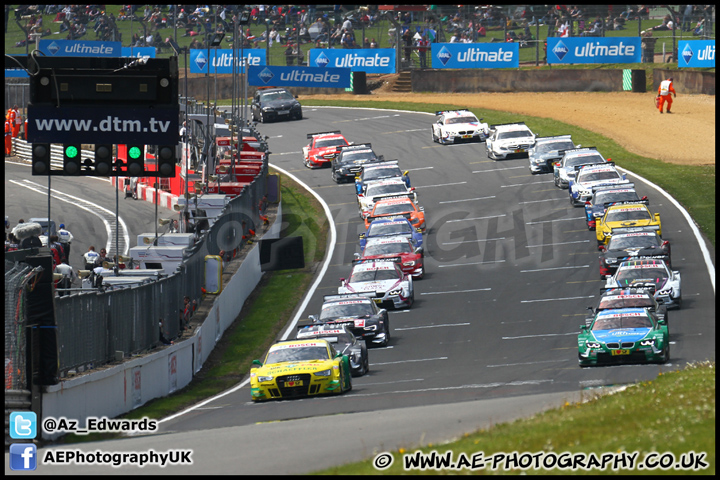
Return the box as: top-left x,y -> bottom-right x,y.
403,170 -> 409,176
414,247 -> 423,254
252,359 -> 263,367
654,214 -> 660,221
658,319 -> 666,325
577,144 -> 582,148
580,325 -> 588,331
598,245 -> 606,252
661,240 -> 669,247
353,253 -> 360,259
335,352 -> 344,359
359,233 -> 366,239
309,315 -> 318,323
339,278 -> 345,284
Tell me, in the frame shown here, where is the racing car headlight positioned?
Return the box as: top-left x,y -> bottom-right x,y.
603,231 -> 611,237
606,258 -> 617,264
402,260 -> 416,266
257,375 -> 274,382
657,288 -> 672,296
314,369 -> 332,377
585,342 -> 602,349
262,107 -> 273,112
640,339 -> 655,346
363,325 -> 377,331
387,289 -> 402,295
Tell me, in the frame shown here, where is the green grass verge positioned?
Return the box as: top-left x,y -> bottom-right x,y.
315,362 -> 715,475
301,99 -> 715,247
54,173 -> 327,445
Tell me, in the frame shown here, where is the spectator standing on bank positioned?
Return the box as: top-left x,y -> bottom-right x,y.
83,245 -> 100,270
417,34 -> 429,68
657,77 -> 677,114
681,5 -> 694,32
285,43 -> 295,65
58,223 -> 73,260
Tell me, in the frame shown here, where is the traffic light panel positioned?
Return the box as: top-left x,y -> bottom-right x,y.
126,144 -> 144,177
63,144 -> 82,175
31,143 -> 51,175
94,144 -> 113,176
156,145 -> 176,177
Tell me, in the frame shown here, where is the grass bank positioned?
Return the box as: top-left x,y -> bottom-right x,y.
316,362 -> 715,475
301,98 -> 715,247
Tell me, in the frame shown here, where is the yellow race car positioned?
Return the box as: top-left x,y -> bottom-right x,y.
250,339 -> 352,402
595,201 -> 661,246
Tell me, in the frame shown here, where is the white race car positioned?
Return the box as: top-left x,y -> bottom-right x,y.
553,147 -> 609,189
431,109 -> 489,144
604,259 -> 681,309
339,261 -> 414,309
485,122 -> 536,160
357,178 -> 417,219
568,163 -> 629,207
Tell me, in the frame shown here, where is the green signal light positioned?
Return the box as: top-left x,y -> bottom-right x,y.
128,146 -> 143,159
65,145 -> 79,158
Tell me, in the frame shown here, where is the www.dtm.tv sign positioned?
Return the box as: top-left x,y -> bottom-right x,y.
431,43 -> 519,69
309,48 -> 395,74
189,49 -> 266,74
678,40 -> 715,68
547,38 -> 641,64
248,66 -> 350,88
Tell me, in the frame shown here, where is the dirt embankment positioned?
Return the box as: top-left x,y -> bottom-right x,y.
303,88 -> 715,166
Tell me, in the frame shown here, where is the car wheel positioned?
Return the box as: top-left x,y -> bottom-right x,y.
659,344 -> 670,363
296,110 -> 303,120
363,355 -> 369,375
554,176 -> 560,187
260,113 -> 266,123
432,130 -> 438,143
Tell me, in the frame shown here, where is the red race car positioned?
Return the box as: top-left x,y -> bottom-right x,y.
302,131 -> 350,169
364,196 -> 426,233
355,235 -> 424,279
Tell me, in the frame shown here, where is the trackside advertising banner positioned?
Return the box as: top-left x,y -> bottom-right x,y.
189,49 -> 266,74
38,39 -> 121,57
248,65 -> 351,88
547,37 -> 641,64
678,40 -> 715,68
431,43 -> 519,69
121,47 -> 157,58
309,48 -> 396,74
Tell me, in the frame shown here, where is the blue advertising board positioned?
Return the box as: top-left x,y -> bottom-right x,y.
547,37 -> 641,64
38,39 -> 121,57
189,49 -> 266,74
308,48 -> 396,74
121,47 -> 157,58
248,65 -> 351,88
678,40 -> 715,68
431,43 -> 519,69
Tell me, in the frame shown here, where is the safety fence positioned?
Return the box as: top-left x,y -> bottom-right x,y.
4,262 -> 34,391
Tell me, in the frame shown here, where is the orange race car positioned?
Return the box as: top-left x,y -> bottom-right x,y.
364,196 -> 426,233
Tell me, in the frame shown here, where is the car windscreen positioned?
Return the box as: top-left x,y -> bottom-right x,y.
593,191 -> 639,206
265,346 -> 329,364
608,235 -> 661,250
606,208 -> 652,223
578,170 -> 621,183
350,269 -> 399,282
260,91 -> 294,101
446,116 -> 478,125
363,167 -> 401,181
536,141 -> 575,153
497,130 -> 532,140
598,295 -> 653,310
372,203 -> 412,216
367,222 -> 413,236
315,137 -> 348,149
339,150 -> 376,164
592,313 -> 653,331
615,267 -> 669,284
320,303 -> 374,319
364,242 -> 412,256
366,184 -> 408,197
566,155 -> 605,167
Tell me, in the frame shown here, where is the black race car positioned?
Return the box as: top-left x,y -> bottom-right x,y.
587,287 -> 668,327
296,324 -> 369,377
251,87 -> 302,123
297,294 -> 390,347
584,184 -> 645,230
598,230 -> 671,279
331,143 -> 384,183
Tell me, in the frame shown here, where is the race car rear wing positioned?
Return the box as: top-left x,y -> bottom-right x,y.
558,147 -> 599,156
574,161 -> 616,172
323,293 -> 376,302
610,224 -> 660,235
602,198 -> 649,208
488,121 -> 526,128
601,285 -> 657,295
307,130 -> 341,139
592,183 -> 636,193
534,135 -> 573,141
338,142 -> 372,150
353,257 -> 402,266
435,109 -> 471,115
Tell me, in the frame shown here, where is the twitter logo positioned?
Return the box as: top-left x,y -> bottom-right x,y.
10,412 -> 37,439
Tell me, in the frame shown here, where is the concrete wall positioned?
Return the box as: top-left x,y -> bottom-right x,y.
41,202 -> 283,440
652,69 -> 715,95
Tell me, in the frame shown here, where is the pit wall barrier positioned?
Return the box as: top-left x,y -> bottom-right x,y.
110,176 -> 179,211
40,201 -> 283,440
